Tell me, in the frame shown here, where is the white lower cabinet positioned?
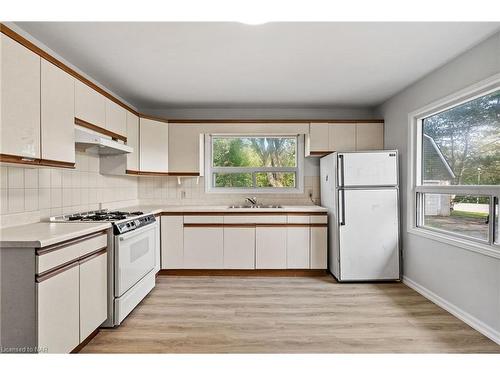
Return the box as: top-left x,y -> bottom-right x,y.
223,227 -> 255,269
37,264 -> 80,354
79,253 -> 108,341
286,226 -> 310,269
310,226 -> 328,269
159,214 -> 327,270
161,216 -> 184,269
255,227 -> 287,269
184,227 -> 224,269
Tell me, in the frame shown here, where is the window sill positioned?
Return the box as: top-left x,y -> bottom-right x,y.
407,227 -> 500,260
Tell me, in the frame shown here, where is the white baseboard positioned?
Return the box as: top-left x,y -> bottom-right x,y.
403,276 -> 500,345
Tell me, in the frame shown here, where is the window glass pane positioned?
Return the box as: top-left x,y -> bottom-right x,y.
213,137 -> 297,168
255,172 -> 296,188
422,90 -> 500,186
420,193 -> 490,241
213,173 -> 252,188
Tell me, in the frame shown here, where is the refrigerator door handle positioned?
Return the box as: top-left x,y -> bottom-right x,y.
338,154 -> 345,187
339,189 -> 346,226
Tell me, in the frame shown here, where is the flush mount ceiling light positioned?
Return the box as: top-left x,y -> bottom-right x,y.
238,20 -> 269,25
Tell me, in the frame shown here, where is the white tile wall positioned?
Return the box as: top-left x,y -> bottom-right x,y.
0,151 -> 139,228
0,152 -> 323,228
137,175 -> 320,206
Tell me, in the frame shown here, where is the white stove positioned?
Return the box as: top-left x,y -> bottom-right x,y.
50,209 -> 158,327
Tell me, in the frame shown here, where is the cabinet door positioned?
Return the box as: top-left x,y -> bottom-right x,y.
286,226 -> 310,269
140,118 -> 169,173
310,226 -> 327,269
184,227 -> 223,269
79,252 -> 107,341
1,34 -> 41,159
126,112 -> 139,171
255,227 -> 287,269
224,227 -> 255,269
41,59 -> 75,164
75,80 -> 106,127
329,123 -> 356,152
37,264 -> 80,353
168,123 -> 202,173
105,99 -> 127,136
356,123 -> 384,150
161,216 -> 184,269
308,123 -> 330,152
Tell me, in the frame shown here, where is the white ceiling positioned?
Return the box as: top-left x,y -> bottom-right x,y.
15,22 -> 500,110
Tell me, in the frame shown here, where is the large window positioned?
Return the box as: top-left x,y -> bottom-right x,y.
205,135 -> 304,192
412,84 -> 499,249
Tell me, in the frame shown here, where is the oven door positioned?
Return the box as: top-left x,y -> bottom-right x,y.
114,223 -> 156,297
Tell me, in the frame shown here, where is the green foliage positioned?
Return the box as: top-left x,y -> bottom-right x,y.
212,137 -> 297,188
423,90 -> 500,185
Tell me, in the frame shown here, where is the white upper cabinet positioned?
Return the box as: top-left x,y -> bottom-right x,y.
329,123 -> 356,152
41,59 -> 75,164
168,123 -> 202,174
140,118 -> 169,173
306,123 -> 329,155
0,33 -> 41,159
126,111 -> 139,171
306,122 -> 384,156
75,80 -> 106,127
105,98 -> 127,136
356,122 -> 384,150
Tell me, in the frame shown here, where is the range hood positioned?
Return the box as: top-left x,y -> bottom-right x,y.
75,126 -> 132,155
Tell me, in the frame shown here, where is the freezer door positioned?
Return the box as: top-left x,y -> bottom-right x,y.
339,189 -> 399,280
339,151 -> 397,187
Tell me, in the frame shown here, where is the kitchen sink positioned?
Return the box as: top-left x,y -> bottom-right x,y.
227,204 -> 283,209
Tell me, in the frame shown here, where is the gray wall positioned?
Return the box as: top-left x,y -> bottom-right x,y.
141,106 -> 376,120
376,32 -> 500,342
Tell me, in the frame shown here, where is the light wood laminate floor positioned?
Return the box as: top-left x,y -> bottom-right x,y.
82,276 -> 500,353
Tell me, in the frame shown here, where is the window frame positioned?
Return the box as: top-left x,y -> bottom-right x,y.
204,133 -> 304,194
407,73 -> 500,258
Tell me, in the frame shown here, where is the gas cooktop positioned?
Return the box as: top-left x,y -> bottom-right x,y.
50,209 -> 145,223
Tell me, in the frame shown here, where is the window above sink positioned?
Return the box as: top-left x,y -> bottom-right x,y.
204,134 -> 304,194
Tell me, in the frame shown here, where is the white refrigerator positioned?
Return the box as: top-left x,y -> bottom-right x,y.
320,151 -> 400,281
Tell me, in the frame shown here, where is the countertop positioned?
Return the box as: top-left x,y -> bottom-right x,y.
119,204 -> 328,215
0,205 -> 326,248
0,222 -> 111,248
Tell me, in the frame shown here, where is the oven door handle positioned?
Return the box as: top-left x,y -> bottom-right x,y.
118,222 -> 157,241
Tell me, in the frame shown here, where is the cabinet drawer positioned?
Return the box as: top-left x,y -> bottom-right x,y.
37,232 -> 107,274
184,215 -> 223,224
310,215 -> 328,224
287,215 -> 310,224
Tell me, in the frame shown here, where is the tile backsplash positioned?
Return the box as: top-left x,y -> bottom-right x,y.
137,175 -> 320,206
0,151 -> 139,228
0,153 -> 321,228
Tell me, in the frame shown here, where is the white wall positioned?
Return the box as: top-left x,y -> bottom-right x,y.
376,32 -> 500,342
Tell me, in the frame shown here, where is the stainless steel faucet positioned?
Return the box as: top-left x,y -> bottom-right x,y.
246,197 -> 257,206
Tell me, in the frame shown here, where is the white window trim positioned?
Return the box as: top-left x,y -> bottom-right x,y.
407,73 -> 500,258
204,133 -> 305,194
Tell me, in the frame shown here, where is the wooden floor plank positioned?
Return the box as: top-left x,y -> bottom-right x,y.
81,276 -> 500,353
